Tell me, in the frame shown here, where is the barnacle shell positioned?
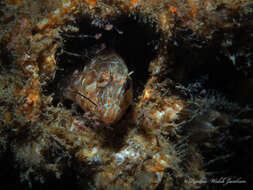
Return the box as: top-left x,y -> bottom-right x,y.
63,50 -> 133,124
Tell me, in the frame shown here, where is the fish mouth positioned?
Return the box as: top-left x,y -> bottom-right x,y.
65,89 -> 98,107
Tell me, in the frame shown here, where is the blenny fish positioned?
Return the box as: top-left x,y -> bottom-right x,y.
63,50 -> 133,124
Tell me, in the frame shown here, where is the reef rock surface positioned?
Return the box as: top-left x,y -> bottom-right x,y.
0,0 -> 253,190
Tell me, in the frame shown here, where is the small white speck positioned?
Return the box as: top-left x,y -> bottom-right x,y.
24,54 -> 30,60
114,153 -> 125,164
91,147 -> 98,155
155,172 -> 163,182
33,73 -> 39,78
25,65 -> 33,71
63,1 -> 71,8
54,9 -> 60,14
40,18 -> 49,26
175,104 -> 181,109
155,111 -> 165,120
160,159 -> 167,166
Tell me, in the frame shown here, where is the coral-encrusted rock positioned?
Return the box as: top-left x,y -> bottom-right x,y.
0,0 -> 253,190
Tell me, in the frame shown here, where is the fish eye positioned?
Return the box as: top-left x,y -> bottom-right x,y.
97,71 -> 111,87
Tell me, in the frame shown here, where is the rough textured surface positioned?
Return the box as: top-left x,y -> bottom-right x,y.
0,0 -> 253,190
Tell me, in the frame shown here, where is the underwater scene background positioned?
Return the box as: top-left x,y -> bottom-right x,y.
0,0 -> 253,189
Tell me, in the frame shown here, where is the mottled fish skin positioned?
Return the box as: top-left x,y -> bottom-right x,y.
64,50 -> 133,124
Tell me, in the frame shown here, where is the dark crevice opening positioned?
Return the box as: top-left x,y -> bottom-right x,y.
0,43 -> 14,72
44,15 -> 160,109
168,27 -> 253,105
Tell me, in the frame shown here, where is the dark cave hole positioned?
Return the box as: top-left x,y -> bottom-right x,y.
169,29 -> 253,105
0,43 -> 14,72
43,15 -> 160,110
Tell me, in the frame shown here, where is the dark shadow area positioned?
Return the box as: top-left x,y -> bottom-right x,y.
200,118 -> 253,190
0,148 -> 27,190
43,14 -> 160,108
0,146 -> 79,190
168,26 -> 253,105
0,43 -> 14,72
